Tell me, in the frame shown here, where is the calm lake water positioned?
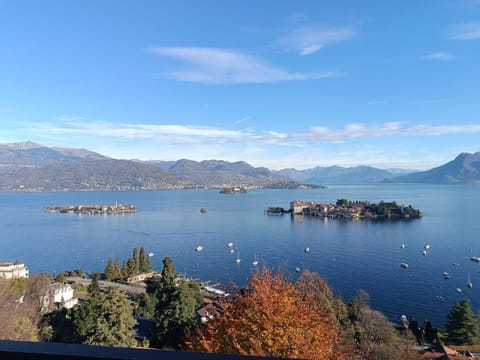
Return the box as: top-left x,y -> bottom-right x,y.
1,184 -> 479,327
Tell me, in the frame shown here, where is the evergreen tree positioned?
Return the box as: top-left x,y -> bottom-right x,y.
88,273 -> 100,296
154,280 -> 203,348
139,246 -> 152,273
113,257 -> 122,280
132,247 -> 140,275
121,260 -> 128,278
72,296 -> 98,343
85,287 -> 137,347
151,256 -> 202,348
104,257 -> 115,281
446,299 -> 480,345
73,287 -> 137,347
160,256 -> 176,288
125,258 -> 136,277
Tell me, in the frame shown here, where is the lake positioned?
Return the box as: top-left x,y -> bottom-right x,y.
1,184 -> 479,327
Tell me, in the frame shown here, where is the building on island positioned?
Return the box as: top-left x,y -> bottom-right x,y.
0,260 -> 29,279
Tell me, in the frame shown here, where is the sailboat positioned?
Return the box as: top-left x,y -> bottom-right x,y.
252,253 -> 258,266
467,272 -> 473,288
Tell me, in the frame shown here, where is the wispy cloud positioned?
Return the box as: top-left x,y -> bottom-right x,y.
367,100 -> 386,105
278,25 -> 356,56
147,47 -> 341,84
422,52 -> 456,60
22,119 -> 480,148
449,22 -> 480,40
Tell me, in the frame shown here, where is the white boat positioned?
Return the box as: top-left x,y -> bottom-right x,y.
442,272 -> 450,279
147,252 -> 155,257
226,242 -> 234,248
235,252 -> 241,264
467,272 -> 473,288
400,263 -> 409,269
400,244 -> 405,249
470,256 -> 480,262
195,246 -> 204,252
295,267 -> 301,273
452,262 -> 460,266
422,250 -> 427,256
304,247 -> 310,253
456,288 -> 462,293
252,254 -> 258,266
229,249 -> 234,253
424,244 -> 431,250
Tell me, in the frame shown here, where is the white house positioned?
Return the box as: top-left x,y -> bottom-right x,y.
41,284 -> 78,312
0,260 -> 29,279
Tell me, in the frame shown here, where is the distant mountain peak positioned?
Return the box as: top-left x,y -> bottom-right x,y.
7,141 -> 43,149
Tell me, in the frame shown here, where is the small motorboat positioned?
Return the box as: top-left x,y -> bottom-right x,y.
467,272 -> 473,288
442,272 -> 450,279
400,263 -> 409,269
424,244 -> 431,250
400,243 -> 405,249
295,267 -> 301,273
422,250 -> 428,256
304,247 -> 310,253
147,252 -> 155,257
226,242 -> 234,248
456,288 -> 462,293
195,246 -> 204,252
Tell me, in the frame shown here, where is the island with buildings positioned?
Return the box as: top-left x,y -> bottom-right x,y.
42,203 -> 137,214
267,199 -> 422,220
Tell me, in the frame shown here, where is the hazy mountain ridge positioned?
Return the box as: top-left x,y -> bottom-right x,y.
386,152 -> 480,184
0,141 -> 108,172
276,165 -> 398,184
1,142 -> 479,190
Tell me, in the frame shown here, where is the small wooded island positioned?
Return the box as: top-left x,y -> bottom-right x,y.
267,199 -> 422,220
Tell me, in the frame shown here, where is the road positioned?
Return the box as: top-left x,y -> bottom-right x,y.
66,277 -> 146,295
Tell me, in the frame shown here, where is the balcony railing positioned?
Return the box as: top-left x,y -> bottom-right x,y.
0,340 -> 272,360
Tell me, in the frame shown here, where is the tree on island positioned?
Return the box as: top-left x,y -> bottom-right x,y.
445,299 -> 480,345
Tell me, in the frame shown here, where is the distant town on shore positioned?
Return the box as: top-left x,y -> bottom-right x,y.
0,142 -> 479,192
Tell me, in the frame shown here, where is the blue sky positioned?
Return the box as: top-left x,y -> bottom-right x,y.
1,0 -> 479,170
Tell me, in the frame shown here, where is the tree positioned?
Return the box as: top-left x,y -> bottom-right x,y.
0,279 -> 41,341
132,247 -> 140,275
73,287 -> 137,347
26,273 -> 52,311
154,280 -> 203,348
113,257 -> 122,280
151,256 -> 202,348
184,268 -> 346,359
104,257 -> 115,281
139,246 -> 152,273
87,273 -> 100,296
446,299 -> 480,345
159,256 -> 176,288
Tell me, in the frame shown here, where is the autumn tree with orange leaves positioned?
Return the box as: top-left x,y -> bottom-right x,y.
184,268 -> 349,359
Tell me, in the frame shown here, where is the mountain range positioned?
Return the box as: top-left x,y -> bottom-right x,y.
0,142 -> 478,191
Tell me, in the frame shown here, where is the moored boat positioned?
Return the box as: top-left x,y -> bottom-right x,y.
400,263 -> 409,269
